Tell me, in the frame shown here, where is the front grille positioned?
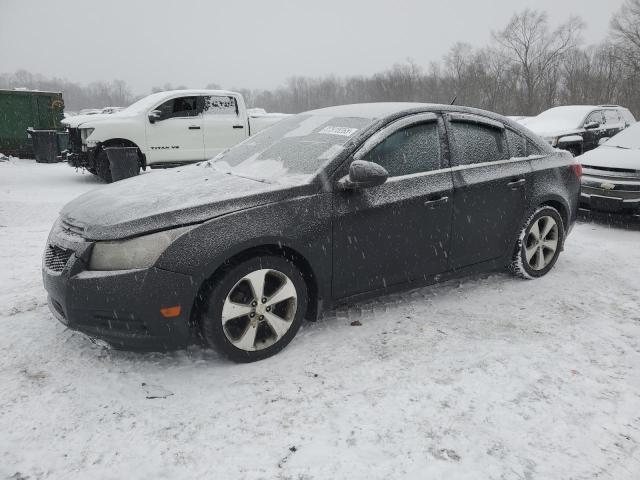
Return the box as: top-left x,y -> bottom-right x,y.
582,165 -> 639,177
44,245 -> 73,272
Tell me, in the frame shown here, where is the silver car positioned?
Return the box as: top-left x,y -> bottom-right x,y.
578,122 -> 640,215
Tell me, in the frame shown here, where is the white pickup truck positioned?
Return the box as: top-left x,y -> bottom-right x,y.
62,89 -> 288,181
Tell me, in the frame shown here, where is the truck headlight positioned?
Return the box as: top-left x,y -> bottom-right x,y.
543,136 -> 559,147
80,128 -> 95,142
89,226 -> 194,271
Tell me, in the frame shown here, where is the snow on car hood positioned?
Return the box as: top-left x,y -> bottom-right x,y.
524,118 -> 582,137
60,166 -> 310,240
61,112 -> 133,128
61,113 -> 113,128
578,145 -> 640,171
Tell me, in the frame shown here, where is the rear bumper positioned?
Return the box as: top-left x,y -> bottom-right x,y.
43,252 -> 196,351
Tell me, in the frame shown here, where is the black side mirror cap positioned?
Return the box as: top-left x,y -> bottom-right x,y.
338,160 -> 389,190
584,121 -> 600,130
148,110 -> 161,124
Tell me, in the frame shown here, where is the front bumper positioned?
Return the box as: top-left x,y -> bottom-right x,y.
580,172 -> 640,214
42,232 -> 196,351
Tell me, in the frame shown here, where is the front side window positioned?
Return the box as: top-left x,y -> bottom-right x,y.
203,96 -> 238,116
585,111 -> 604,126
449,121 -> 507,165
363,122 -> 441,177
154,96 -> 199,120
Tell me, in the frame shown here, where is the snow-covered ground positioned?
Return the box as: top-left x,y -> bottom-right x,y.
1,158 -> 639,480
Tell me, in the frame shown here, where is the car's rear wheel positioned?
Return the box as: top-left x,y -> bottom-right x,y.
510,206 -> 565,279
200,256 -> 308,362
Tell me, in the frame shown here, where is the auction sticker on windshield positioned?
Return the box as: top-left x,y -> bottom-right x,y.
318,126 -> 359,137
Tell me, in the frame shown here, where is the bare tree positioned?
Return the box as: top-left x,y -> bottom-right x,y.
611,0 -> 640,67
493,9 -> 584,114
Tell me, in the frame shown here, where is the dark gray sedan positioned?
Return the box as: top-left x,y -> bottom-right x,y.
43,103 -> 581,362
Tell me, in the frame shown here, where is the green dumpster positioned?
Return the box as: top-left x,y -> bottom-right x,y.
0,89 -> 65,158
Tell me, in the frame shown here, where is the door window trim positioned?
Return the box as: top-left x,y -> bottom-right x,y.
353,113 -> 439,161
447,113 -> 505,130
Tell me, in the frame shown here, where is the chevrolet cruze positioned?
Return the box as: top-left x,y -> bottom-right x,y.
43,103 -> 581,362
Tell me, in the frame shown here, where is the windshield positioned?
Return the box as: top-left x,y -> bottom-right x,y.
605,123 -> 640,149
119,92 -> 171,114
527,107 -> 592,132
204,114 -> 374,184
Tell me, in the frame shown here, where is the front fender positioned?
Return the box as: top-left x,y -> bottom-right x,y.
85,119 -> 147,153
156,192 -> 333,303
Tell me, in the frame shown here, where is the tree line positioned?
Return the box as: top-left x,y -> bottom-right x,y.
1,2 -> 639,117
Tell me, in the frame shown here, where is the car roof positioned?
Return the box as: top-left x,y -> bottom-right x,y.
151,89 -> 239,97
304,102 -> 516,123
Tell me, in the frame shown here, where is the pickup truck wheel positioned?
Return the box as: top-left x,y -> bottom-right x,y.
200,256 -> 308,362
95,150 -> 113,183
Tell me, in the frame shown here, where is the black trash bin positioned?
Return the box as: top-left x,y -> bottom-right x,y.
104,147 -> 140,182
27,128 -> 59,163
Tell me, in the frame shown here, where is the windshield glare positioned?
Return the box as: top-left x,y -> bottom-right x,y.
605,123 -> 640,149
119,92 -> 170,114
205,114 -> 373,184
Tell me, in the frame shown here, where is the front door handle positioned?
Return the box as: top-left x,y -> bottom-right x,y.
188,125 -> 201,130
507,178 -> 526,189
424,196 -> 449,209
232,125 -> 244,129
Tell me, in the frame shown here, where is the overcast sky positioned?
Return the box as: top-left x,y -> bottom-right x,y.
0,0 -> 625,95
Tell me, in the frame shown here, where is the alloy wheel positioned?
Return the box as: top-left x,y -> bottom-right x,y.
524,215 -> 559,271
221,269 -> 298,351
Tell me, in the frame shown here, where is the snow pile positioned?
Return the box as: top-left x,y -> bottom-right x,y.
1,159 -> 640,479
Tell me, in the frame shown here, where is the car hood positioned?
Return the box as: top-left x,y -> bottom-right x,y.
525,119 -> 582,137
62,112 -> 133,128
60,165 -> 313,240
578,146 -> 640,171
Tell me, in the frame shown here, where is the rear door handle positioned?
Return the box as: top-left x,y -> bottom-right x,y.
507,178 -> 526,189
424,196 -> 449,209
188,125 -> 201,130
232,125 -> 244,129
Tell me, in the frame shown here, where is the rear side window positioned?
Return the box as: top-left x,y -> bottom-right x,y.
202,96 -> 238,116
449,121 -> 507,165
364,122 -> 441,177
506,129 -> 526,157
603,110 -> 622,126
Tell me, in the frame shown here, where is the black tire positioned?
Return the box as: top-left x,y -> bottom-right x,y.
94,150 -> 113,183
510,206 -> 565,279
200,255 -> 308,362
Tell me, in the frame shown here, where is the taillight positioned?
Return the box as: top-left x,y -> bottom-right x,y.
571,163 -> 583,178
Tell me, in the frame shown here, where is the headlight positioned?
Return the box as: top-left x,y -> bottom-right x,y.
89,226 -> 194,271
80,128 -> 95,142
543,136 -> 559,147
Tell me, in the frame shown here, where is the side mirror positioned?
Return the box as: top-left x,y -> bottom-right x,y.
584,121 -> 600,130
338,160 -> 388,190
148,110 -> 162,124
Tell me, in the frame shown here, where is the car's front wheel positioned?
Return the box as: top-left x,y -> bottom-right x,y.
200,255 -> 308,362
510,206 -> 565,279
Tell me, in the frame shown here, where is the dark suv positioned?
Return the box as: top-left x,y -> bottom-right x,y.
524,105 -> 636,156
43,103 -> 581,362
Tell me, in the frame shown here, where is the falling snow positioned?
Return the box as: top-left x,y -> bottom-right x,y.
1,158 -> 640,479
